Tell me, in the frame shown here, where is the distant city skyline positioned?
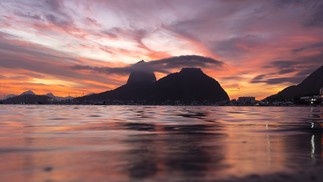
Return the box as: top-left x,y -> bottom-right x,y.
0,0 -> 323,99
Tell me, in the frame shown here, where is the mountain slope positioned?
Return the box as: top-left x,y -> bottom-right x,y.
46,93 -> 74,101
3,95 -> 52,104
266,66 -> 323,101
20,90 -> 36,95
150,68 -> 229,103
76,61 -> 156,103
2,91 -> 72,104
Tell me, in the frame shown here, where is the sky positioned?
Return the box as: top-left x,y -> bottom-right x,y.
0,0 -> 323,100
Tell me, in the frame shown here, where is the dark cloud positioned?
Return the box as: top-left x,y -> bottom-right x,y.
103,27 -> 152,52
150,55 -> 223,72
0,36 -> 122,86
45,14 -> 71,27
252,52 -> 323,84
164,1 -> 260,46
0,31 -> 18,39
252,74 -> 266,81
278,68 -> 296,74
272,0 -> 317,7
0,36 -> 77,64
250,73 -> 303,85
271,0 -> 323,28
84,17 -> 101,28
72,55 -> 224,75
306,2 -> 323,27
101,30 -> 118,39
295,67 -> 319,76
41,0 -> 74,29
11,0 -> 74,29
0,51 -> 79,80
268,52 -> 323,70
263,60 -> 299,69
164,0 -> 323,61
71,65 -> 131,75
14,11 -> 41,20
221,75 -> 245,81
251,76 -> 304,85
212,35 -> 266,58
44,0 -> 62,11
292,42 -> 323,53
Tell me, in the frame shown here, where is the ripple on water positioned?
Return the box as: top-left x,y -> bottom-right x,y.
49,117 -> 68,120
88,114 -> 102,117
0,105 -> 323,181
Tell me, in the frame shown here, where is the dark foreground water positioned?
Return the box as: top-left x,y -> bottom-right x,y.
0,105 -> 323,182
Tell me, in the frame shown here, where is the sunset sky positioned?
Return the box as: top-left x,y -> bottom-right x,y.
0,0 -> 323,100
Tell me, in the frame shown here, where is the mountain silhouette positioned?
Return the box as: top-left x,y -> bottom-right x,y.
76,65 -> 229,104
20,90 -> 36,95
46,93 -> 73,101
149,68 -> 229,103
2,91 -> 73,104
127,71 -> 156,85
127,60 -> 156,85
266,66 -> 323,101
78,61 -> 155,102
3,90 -> 51,104
4,94 -> 17,100
3,94 -> 52,104
46,93 -> 56,99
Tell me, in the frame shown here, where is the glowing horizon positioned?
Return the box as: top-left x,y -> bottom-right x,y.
1,0 -> 323,100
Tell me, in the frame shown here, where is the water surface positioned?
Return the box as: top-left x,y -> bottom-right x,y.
0,105 -> 323,181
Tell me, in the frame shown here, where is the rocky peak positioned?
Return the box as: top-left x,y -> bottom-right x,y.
20,90 -> 36,96
126,60 -> 156,85
46,93 -> 56,99
127,71 -> 156,85
180,68 -> 203,75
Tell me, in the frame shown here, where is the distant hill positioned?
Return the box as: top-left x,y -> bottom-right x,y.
76,62 -> 229,104
20,90 -> 36,95
2,91 -> 73,104
46,93 -> 56,99
266,66 -> 323,101
4,94 -> 17,100
3,94 -> 52,104
46,93 -> 73,101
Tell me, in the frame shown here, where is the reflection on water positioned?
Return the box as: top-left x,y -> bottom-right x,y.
0,105 -> 323,181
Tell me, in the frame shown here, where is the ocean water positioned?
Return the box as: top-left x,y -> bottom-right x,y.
0,105 -> 323,181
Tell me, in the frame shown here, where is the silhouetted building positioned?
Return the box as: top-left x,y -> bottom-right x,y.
237,97 -> 256,105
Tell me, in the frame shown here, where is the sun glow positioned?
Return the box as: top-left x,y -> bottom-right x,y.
31,78 -> 78,86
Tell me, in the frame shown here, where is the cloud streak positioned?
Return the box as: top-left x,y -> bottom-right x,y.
72,55 -> 224,75
251,52 -> 323,85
